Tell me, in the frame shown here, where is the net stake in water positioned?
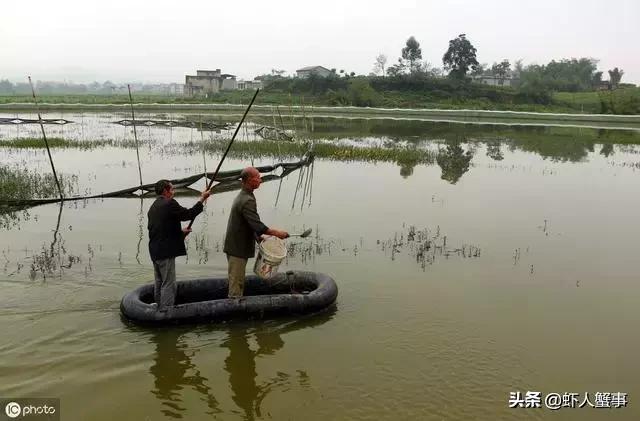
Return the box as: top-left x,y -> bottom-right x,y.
28,76 -> 64,201
127,84 -> 144,191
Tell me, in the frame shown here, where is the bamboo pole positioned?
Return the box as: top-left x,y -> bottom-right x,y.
301,96 -> 308,132
307,160 -> 314,207
288,93 -> 295,132
291,165 -> 305,210
274,177 -> 284,208
28,76 -> 64,201
310,105 -> 314,132
187,89 -> 260,230
301,161 -> 311,211
127,85 -> 144,191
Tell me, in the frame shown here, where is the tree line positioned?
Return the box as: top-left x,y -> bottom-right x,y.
373,34 -> 626,91
259,34 -> 635,112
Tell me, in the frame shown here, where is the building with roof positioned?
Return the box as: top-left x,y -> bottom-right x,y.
296,66 -> 332,78
185,69 -> 237,96
237,79 -> 263,90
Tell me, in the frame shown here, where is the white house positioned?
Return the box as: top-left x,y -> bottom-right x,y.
472,75 -> 519,87
296,66 -> 332,78
237,80 -> 263,90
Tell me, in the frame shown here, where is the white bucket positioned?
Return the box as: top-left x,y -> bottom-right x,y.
254,237 -> 287,279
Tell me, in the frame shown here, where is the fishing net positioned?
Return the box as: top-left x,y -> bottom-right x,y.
0,151 -> 314,210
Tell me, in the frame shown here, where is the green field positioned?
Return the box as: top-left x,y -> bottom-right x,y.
554,88 -> 640,114
0,86 -> 638,115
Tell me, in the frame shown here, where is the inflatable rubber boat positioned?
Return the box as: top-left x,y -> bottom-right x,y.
120,270 -> 338,325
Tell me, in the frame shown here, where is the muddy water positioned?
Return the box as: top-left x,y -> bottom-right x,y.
1,112 -> 640,420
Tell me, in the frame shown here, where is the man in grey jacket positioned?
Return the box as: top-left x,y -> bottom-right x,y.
223,167 -> 288,297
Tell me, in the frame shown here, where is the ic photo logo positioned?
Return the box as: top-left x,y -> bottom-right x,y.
5,402 -> 21,418
3,400 -> 58,419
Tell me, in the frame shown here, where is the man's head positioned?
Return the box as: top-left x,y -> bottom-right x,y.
155,179 -> 175,199
240,167 -> 262,191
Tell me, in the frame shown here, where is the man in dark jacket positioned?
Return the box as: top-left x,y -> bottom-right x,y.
223,167 -> 288,297
148,179 -> 211,310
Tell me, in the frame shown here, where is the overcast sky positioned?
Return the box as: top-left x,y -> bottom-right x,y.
2,0 -> 638,84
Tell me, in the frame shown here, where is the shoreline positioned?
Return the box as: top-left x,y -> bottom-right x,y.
1,102 -> 639,128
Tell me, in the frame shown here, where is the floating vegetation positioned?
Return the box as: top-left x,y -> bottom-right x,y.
184,138 -> 436,166
378,225 -> 481,271
0,130 -> 435,168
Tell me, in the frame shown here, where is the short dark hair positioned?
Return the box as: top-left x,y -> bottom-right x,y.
155,179 -> 172,195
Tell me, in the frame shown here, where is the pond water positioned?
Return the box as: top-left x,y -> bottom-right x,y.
1,112 -> 640,420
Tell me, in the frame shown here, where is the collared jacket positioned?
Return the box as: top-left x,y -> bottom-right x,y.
148,197 -> 203,261
223,188 -> 269,258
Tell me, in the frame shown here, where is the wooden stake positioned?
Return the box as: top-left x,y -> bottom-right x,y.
301,96 -> 308,132
127,85 -> 144,191
28,76 -> 63,201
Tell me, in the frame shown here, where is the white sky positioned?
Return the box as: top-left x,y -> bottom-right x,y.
2,0 -> 638,84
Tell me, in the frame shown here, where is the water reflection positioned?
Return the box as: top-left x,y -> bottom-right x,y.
147,308 -> 335,420
485,141 -> 504,161
220,309 -> 334,420
0,205 -> 32,231
223,327 -> 266,420
436,141 -> 474,184
398,161 -> 416,178
135,198 -> 144,265
28,203 -> 81,280
600,143 -> 614,157
149,327 -> 221,419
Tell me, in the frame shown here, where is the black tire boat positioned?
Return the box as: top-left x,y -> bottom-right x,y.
120,271 -> 338,325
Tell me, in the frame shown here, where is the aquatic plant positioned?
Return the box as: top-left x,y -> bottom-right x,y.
378,224 -> 481,271
0,137 -> 134,150
182,138 -> 436,166
0,164 -> 78,200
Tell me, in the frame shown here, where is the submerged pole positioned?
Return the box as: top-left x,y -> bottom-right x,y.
28,76 -> 64,201
127,84 -> 144,192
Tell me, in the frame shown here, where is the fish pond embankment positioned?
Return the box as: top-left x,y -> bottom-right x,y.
2,102 -> 640,130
